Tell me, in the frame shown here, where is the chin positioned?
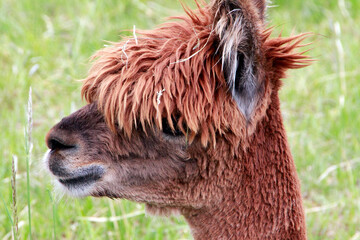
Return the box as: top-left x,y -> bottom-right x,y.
53,178 -> 95,198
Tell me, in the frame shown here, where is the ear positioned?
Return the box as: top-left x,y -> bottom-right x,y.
212,0 -> 266,120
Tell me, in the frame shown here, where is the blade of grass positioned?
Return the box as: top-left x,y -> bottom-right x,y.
78,210 -> 145,222
11,155 -> 19,240
108,199 -> 120,239
0,191 -> 13,226
25,87 -> 33,240
47,189 -> 57,240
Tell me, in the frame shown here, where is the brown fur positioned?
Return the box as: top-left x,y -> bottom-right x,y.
81,0 -> 309,147
46,0 -> 311,239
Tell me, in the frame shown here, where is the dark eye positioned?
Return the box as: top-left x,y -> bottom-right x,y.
161,118 -> 183,137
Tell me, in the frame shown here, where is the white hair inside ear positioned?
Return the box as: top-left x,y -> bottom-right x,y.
213,0 -> 264,120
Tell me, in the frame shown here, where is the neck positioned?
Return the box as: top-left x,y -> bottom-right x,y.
183,94 -> 306,240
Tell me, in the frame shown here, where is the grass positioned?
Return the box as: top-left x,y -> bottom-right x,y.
0,0 -> 359,239
25,88 -> 32,240
11,155 -> 19,240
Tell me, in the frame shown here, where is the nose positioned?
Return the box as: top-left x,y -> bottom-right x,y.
46,128 -> 77,151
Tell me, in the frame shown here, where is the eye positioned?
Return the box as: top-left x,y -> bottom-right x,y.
161,118 -> 184,137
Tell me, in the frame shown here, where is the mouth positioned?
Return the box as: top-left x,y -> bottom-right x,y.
55,165 -> 105,188
59,171 -> 102,186
44,151 -> 106,197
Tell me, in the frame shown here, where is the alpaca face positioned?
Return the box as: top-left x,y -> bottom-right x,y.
45,0 -> 309,213
45,103 -> 201,207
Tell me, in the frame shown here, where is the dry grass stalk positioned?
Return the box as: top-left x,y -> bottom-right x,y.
25,87 -> 33,239
78,210 -> 145,223
11,155 -> 19,240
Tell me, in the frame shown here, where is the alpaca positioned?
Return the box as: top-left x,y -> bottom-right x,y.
45,0 -> 311,239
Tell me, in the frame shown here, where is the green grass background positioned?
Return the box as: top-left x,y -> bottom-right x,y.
0,0 -> 359,239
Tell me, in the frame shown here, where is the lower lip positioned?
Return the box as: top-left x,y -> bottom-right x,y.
59,173 -> 101,186
58,166 -> 105,187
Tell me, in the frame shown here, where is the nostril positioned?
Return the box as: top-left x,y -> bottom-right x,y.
48,138 -> 75,151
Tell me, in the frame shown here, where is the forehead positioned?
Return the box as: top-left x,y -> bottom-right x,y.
81,7 -> 247,146
79,0 -> 310,147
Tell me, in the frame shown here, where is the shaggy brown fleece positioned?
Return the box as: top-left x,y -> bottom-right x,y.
81,0 -> 310,147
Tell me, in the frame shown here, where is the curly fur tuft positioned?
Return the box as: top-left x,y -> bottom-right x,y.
81,2 -> 310,147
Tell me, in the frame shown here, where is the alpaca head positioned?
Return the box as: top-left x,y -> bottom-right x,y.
45,0 -> 309,214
